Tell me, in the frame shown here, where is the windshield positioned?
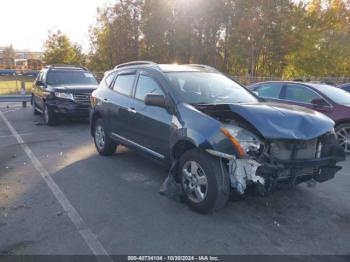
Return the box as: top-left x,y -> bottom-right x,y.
47,70 -> 98,86
165,72 -> 257,104
309,84 -> 350,105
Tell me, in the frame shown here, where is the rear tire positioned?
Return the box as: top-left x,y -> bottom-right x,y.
44,104 -> 57,126
93,119 -> 117,156
178,149 -> 230,214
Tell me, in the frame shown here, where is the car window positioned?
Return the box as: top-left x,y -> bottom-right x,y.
46,70 -> 98,86
285,84 -> 321,104
105,71 -> 117,87
113,74 -> 136,96
255,83 -> 283,99
135,75 -> 164,101
166,72 -> 257,104
37,72 -> 43,82
309,84 -> 350,105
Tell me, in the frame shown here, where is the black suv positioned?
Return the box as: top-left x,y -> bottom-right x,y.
90,61 -> 344,213
32,65 -> 98,125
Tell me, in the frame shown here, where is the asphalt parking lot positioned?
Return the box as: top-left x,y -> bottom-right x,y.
0,103 -> 350,256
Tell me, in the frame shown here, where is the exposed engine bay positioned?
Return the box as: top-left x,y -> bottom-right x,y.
195,103 -> 346,195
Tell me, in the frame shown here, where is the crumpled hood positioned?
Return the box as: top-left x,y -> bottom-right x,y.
229,102 -> 334,140
50,84 -> 98,93
197,102 -> 334,140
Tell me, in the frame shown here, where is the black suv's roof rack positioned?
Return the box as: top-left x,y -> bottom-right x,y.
45,64 -> 88,71
187,64 -> 218,72
114,61 -> 161,70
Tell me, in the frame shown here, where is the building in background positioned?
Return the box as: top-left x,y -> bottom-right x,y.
0,47 -> 43,74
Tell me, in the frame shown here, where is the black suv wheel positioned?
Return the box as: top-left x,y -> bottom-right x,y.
178,149 -> 230,213
94,119 -> 117,156
32,96 -> 40,115
44,104 -> 57,126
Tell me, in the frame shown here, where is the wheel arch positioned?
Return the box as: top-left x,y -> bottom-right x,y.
172,139 -> 197,161
335,119 -> 350,128
90,110 -> 103,136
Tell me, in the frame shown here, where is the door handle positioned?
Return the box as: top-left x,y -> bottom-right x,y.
128,107 -> 137,114
103,98 -> 109,103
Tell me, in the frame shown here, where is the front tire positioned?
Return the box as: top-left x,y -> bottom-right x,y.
93,119 -> 117,156
32,97 -> 40,115
335,123 -> 350,154
44,104 -> 57,126
178,149 -> 230,214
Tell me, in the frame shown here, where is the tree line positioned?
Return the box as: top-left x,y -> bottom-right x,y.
43,0 -> 350,79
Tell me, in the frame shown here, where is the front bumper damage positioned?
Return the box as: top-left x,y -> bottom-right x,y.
207,132 -> 346,195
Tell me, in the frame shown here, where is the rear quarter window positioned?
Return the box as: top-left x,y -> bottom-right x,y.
104,72 -> 117,87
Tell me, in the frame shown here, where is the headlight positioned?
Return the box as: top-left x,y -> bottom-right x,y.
221,125 -> 262,157
54,92 -> 74,100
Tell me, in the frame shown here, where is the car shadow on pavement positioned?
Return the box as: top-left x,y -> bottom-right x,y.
1,131 -> 350,255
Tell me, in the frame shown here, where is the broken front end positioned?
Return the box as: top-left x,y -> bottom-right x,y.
194,103 -> 346,195
212,127 -> 345,195
201,114 -> 346,196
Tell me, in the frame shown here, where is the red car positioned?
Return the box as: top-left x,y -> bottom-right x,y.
249,81 -> 350,153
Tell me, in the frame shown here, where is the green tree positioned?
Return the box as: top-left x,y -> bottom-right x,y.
88,0 -> 350,79
88,0 -> 142,71
43,30 -> 85,65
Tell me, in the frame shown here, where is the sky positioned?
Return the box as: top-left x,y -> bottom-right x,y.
0,0 -> 306,53
0,0 -> 111,52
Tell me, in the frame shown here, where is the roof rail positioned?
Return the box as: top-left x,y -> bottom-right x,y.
45,64 -> 88,71
114,61 -> 160,70
187,64 -> 218,72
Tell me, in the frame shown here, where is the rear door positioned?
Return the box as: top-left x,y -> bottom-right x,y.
107,71 -> 137,140
127,72 -> 173,160
253,82 -> 284,103
283,84 -> 332,115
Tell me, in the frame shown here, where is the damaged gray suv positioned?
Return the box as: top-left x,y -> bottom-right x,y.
90,61 -> 345,214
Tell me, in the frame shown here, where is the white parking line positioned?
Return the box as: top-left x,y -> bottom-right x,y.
0,111 -> 112,261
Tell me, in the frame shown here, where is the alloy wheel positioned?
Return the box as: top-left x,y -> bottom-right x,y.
336,127 -> 350,153
182,161 -> 208,203
95,125 -> 105,150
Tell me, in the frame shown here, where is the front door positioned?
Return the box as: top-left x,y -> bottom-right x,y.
127,73 -> 173,160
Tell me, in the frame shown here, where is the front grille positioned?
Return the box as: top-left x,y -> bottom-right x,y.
73,93 -> 90,105
269,138 -> 318,160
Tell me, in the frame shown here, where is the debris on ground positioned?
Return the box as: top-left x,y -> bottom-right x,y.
274,221 -> 280,228
34,122 -> 46,126
159,175 -> 183,202
159,161 -> 184,203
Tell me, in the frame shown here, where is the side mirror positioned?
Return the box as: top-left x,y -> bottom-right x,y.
36,80 -> 45,87
144,94 -> 166,108
311,98 -> 328,107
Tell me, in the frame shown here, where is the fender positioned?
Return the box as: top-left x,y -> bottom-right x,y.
170,103 -> 240,159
